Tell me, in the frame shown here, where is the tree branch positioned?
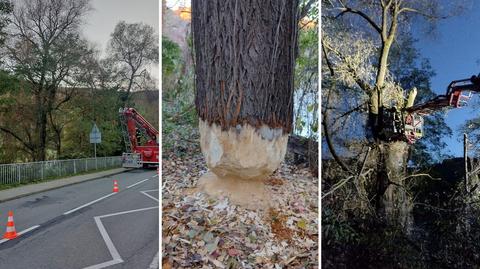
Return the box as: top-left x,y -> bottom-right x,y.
299,0 -> 317,21
0,126 -> 34,151
322,39 -> 372,93
323,85 -> 353,174
335,101 -> 368,120
336,7 -> 382,35
398,7 -> 448,19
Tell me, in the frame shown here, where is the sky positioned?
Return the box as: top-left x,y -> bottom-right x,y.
81,0 -> 159,80
82,1 -> 475,156
165,0 -> 190,9
414,2 -> 480,157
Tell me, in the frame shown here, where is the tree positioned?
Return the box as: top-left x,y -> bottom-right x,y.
192,1 -> 299,205
0,0 -> 12,54
107,21 -> 158,104
193,0 -> 298,134
322,0 -> 461,226
3,0 -> 92,161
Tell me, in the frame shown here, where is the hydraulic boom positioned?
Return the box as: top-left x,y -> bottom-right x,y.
381,74 -> 480,144
119,107 -> 159,168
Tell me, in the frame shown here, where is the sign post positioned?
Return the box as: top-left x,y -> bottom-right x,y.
90,123 -> 102,169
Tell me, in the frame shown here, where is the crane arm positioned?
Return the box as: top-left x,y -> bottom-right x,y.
119,107 -> 158,151
406,73 -> 480,115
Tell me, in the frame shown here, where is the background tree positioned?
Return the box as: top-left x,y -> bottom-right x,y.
0,0 -> 12,56
107,21 -> 158,104
1,0 -> 92,161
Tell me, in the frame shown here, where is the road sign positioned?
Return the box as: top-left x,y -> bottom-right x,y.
89,123 -> 101,144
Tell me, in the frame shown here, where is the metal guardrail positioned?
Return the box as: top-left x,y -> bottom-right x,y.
0,156 -> 122,185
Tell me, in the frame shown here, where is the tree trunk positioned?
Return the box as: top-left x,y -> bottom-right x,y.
376,141 -> 412,229
192,0 -> 297,133
34,90 -> 47,161
37,110 -> 47,161
192,0 -> 298,209
55,129 -> 62,158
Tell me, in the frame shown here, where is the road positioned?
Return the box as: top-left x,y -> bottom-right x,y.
0,169 -> 159,269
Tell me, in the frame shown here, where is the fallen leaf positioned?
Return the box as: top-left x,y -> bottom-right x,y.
269,208 -> 293,241
203,231 -> 214,243
228,248 -> 241,256
265,177 -> 284,186
297,219 -> 307,230
205,242 -> 217,254
187,229 -> 198,238
162,258 -> 172,269
208,257 -> 225,268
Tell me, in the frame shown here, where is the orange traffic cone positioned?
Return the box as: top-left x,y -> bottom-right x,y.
113,180 -> 119,193
3,211 -> 17,239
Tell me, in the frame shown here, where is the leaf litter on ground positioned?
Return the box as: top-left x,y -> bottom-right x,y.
162,139 -> 318,268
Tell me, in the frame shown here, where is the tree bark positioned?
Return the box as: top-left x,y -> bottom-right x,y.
376,141 -> 412,229
192,0 -> 298,133
34,89 -> 48,161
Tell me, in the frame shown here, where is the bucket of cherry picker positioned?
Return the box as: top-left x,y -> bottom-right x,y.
449,89 -> 472,108
404,113 -> 424,144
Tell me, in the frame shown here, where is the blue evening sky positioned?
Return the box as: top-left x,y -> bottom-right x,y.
414,2 -> 480,157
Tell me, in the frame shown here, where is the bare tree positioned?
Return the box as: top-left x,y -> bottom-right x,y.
2,0 -> 92,161
107,21 -> 158,104
0,0 -> 12,51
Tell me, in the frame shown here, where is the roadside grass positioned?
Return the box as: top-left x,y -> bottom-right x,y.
0,166 -> 121,191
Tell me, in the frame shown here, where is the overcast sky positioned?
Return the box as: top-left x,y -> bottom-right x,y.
166,0 -> 190,9
82,0 -> 159,80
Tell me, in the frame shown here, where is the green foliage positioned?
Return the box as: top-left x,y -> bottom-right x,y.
162,36 -> 183,78
162,65 -> 197,155
0,71 -> 20,107
322,208 -> 358,245
162,33 -> 198,155
294,22 -> 318,139
60,89 -> 125,159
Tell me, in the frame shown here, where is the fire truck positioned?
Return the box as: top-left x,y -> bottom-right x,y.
119,107 -> 159,168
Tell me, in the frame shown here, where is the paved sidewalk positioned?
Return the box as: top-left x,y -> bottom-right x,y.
0,168 -> 130,202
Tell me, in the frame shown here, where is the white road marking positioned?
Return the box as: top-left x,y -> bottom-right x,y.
17,225 -> 40,236
83,259 -> 121,269
126,178 -> 150,189
140,189 -> 159,202
0,225 -> 40,244
96,205 -> 158,219
152,174 -> 158,178
82,217 -> 124,269
63,192 -> 116,215
148,252 -> 159,269
83,205 -> 158,269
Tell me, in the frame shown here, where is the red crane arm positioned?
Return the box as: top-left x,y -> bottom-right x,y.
120,107 -> 158,150
406,74 -> 480,115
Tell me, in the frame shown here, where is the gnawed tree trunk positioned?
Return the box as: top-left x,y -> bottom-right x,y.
376,141 -> 412,229
329,1 -> 412,229
192,0 -> 298,209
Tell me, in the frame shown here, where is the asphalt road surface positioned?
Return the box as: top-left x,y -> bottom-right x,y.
0,169 -> 159,269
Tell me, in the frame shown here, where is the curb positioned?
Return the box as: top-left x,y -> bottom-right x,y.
0,168 -> 133,203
